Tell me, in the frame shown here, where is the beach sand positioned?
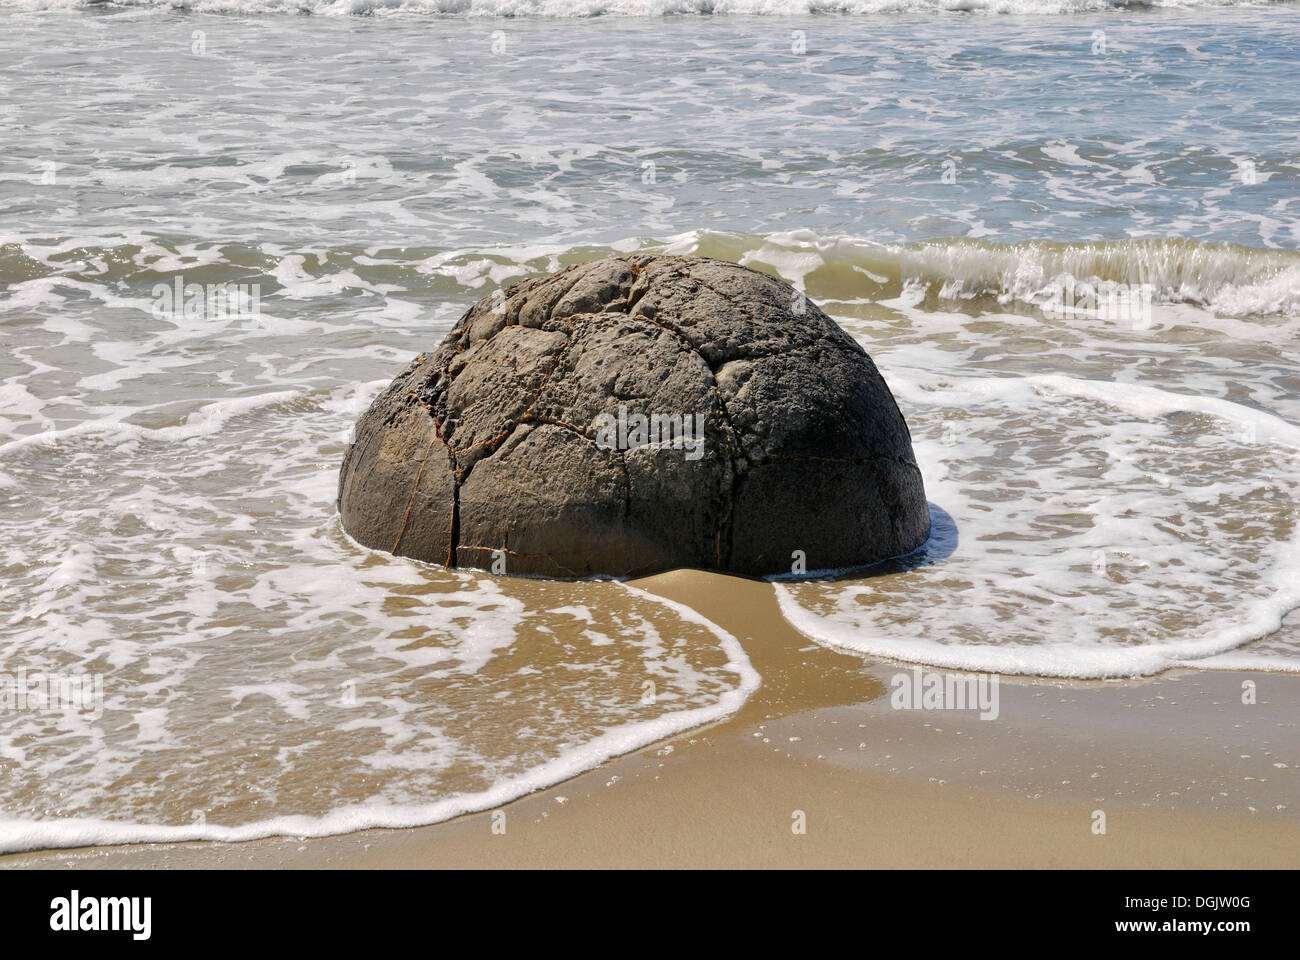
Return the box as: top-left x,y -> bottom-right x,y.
3,570 -> 1297,869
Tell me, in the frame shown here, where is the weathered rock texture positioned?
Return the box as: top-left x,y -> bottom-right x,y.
338,255 -> 929,577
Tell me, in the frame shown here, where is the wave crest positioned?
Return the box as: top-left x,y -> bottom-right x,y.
734,232 -> 1300,319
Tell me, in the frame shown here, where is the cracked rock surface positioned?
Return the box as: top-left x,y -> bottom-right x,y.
337,255 -> 930,577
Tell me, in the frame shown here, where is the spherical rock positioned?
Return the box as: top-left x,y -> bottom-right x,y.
338,255 -> 929,577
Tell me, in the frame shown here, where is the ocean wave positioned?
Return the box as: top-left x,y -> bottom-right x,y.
0,390 -> 303,455
0,377 -> 761,852
775,373 -> 1300,678
6,230 -> 1299,320
0,0 -> 1287,16
0,585 -> 760,854
734,231 -> 1300,320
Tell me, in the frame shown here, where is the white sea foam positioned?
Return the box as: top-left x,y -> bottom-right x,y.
774,372 -> 1300,678
0,611 -> 757,854
1184,651 -> 1300,672
0,391 -> 302,454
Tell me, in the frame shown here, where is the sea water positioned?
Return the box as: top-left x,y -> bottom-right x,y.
1,1 -> 1297,850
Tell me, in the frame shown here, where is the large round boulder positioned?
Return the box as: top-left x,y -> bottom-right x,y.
338,255 -> 929,577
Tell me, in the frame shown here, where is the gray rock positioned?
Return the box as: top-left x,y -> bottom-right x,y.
338,255 -> 929,577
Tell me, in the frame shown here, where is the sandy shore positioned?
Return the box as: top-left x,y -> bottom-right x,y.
4,570 -> 1298,869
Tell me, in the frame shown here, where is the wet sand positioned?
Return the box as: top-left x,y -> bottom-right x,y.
4,570 -> 1298,869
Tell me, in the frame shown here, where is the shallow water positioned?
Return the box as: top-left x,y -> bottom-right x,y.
1,3 -> 1298,849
